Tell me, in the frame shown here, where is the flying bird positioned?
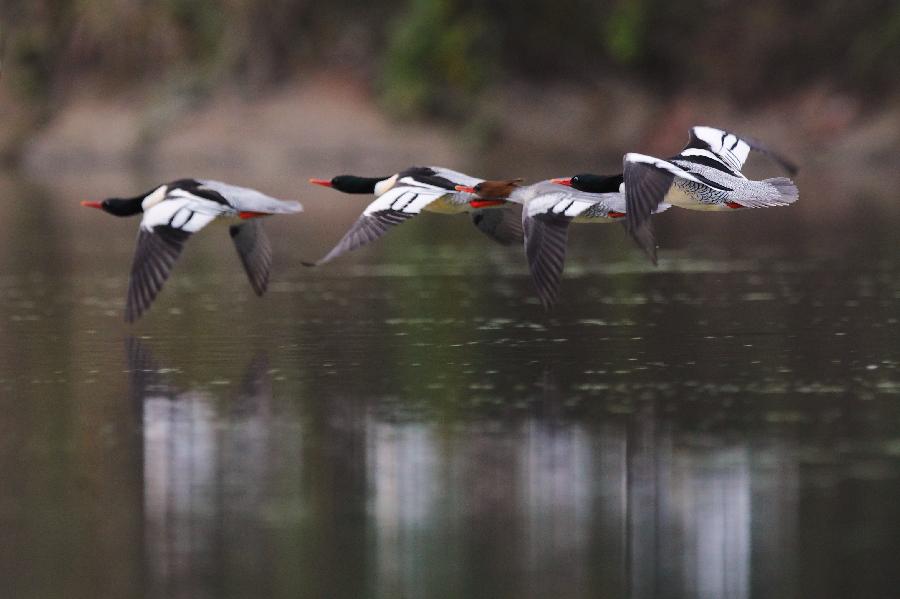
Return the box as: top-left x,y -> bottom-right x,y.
82,178 -> 302,322
457,178 -> 669,308
306,166 -> 522,265
620,126 -> 799,263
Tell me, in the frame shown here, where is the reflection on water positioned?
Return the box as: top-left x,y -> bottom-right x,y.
0,170 -> 898,598
125,338 -> 897,599
131,340 -> 275,599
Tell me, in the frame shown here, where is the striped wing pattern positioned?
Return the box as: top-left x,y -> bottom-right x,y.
311,184 -> 448,265
527,191 -> 612,220
681,126 -> 751,174
124,194 -> 224,321
682,126 -> 797,175
310,209 -> 415,266
140,196 -> 223,233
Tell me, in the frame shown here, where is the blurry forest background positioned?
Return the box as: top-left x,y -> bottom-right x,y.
2,0 -> 900,179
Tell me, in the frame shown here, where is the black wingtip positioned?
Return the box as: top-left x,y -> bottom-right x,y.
628,221 -> 659,266
771,153 -> 799,177
534,277 -> 560,311
743,133 -> 800,176
301,261 -> 318,268
642,244 -> 659,266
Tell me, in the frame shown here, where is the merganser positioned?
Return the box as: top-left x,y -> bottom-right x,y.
456,179 -> 670,308
622,126 -> 799,263
82,179 -> 302,322
306,166 -> 523,265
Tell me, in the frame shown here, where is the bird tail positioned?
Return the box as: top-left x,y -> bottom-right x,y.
266,201 -> 303,214
763,177 -> 799,205
731,178 -> 799,209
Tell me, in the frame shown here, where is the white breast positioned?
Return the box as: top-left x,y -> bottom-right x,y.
141,185 -> 169,211
374,174 -> 399,197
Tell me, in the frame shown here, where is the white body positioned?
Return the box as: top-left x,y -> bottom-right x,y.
624,126 -> 799,211
366,167 -> 479,217
511,180 -> 668,222
140,180 -> 302,233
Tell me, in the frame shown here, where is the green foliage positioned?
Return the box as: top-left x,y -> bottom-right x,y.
3,2 -> 69,101
162,0 -> 226,66
604,0 -> 646,64
9,29 -> 53,101
4,0 -> 900,129
381,0 -> 490,119
849,5 -> 900,89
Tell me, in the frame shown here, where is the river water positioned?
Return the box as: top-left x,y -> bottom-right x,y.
0,167 -> 897,598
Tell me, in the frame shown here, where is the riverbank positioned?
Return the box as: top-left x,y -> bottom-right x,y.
7,73 -> 900,192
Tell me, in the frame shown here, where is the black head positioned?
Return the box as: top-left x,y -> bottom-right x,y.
81,197 -> 144,217
569,173 -> 624,193
309,175 -> 389,194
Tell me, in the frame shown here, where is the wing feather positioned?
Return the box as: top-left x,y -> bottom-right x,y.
738,133 -> 799,175
126,226 -> 191,322
623,156 -> 676,264
230,220 -> 273,296
523,213 -> 571,309
425,166 -> 482,188
470,205 -> 524,245
308,185 -> 448,265
307,210 -> 416,266
683,126 -> 797,175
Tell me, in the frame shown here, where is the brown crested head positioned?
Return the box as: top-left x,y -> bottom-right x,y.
471,179 -> 523,200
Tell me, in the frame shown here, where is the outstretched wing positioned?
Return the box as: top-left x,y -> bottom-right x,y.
126,200 -> 217,322
680,126 -> 797,176
230,220 -> 273,296
734,132 -> 798,175
126,226 -> 192,323
306,184 -> 450,265
470,204 -> 524,245
622,154 -> 695,265
520,184 -> 613,308
525,183 -> 612,219
523,211 -> 571,310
